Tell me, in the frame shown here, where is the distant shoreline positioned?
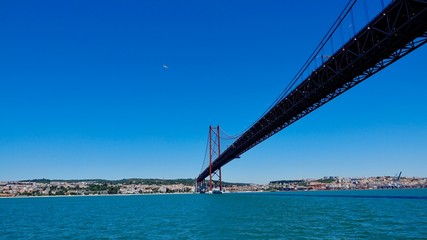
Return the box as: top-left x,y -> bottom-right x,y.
2,176 -> 425,197
2,188 -> 427,199
0,192 -> 195,199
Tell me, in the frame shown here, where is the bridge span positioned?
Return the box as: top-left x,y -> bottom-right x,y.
197,0 -> 427,190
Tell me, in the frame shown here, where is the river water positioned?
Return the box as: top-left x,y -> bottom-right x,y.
1,189 -> 426,239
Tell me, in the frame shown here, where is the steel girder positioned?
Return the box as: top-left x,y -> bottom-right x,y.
197,0 -> 427,182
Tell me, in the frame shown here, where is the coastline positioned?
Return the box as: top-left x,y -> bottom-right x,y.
2,187 -> 427,199
0,192 -> 195,199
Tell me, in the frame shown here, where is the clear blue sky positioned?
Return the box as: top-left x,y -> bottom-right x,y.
1,0 -> 426,183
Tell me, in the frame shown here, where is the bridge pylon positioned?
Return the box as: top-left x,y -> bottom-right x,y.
197,125 -> 222,193
208,126 -> 222,192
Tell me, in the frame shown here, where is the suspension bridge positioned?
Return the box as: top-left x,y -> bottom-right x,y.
197,0 -> 427,193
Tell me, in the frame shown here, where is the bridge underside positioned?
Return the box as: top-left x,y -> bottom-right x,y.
198,0 -> 427,183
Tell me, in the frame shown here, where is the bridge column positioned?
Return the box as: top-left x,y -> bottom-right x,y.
209,125 -> 222,192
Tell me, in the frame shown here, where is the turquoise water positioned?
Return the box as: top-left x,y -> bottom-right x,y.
1,189 -> 427,239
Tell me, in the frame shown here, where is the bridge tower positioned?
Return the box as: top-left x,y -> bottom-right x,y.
208,125 -> 222,192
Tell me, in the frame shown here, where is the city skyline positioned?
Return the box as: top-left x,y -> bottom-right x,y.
1,0 -> 426,183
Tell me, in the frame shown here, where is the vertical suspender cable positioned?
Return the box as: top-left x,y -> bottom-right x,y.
363,0 -> 369,23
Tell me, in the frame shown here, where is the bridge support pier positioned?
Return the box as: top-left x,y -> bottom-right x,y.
196,179 -> 207,193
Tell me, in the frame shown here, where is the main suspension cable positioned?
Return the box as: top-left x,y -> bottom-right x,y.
220,127 -> 242,140
273,0 -> 358,106
199,133 -> 210,175
229,0 -> 359,138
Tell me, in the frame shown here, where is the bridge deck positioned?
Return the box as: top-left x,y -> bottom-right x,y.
198,0 -> 427,183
